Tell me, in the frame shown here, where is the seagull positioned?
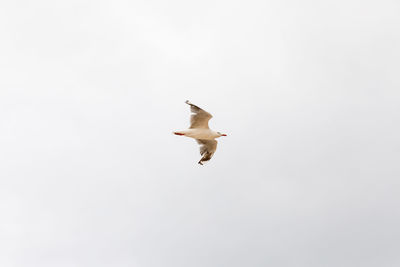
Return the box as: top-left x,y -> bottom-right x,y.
174,100 -> 227,165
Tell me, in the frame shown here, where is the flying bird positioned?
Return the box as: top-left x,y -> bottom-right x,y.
174,100 -> 227,165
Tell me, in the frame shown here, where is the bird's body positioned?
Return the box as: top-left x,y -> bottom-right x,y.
174,100 -> 227,165
174,129 -> 220,140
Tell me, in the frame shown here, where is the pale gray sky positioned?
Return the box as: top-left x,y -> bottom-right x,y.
1,0 -> 400,266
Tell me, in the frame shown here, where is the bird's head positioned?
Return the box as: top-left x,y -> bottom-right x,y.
217,131 -> 227,137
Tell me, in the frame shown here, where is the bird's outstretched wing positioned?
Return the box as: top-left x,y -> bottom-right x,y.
196,139 -> 218,165
185,100 -> 213,129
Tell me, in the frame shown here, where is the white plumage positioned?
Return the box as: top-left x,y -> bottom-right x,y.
174,100 -> 227,165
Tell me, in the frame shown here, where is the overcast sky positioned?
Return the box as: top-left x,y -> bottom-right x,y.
1,0 -> 400,266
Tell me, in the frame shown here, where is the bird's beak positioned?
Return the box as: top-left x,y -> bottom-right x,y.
221,134 -> 227,136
